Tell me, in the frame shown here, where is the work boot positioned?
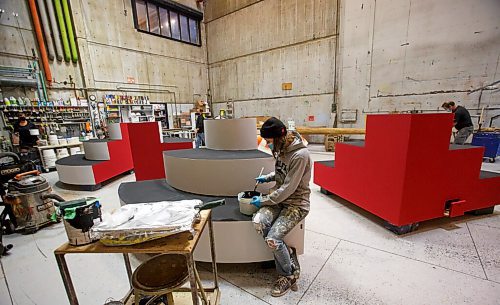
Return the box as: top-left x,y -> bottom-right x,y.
289,246 -> 301,279
271,276 -> 297,297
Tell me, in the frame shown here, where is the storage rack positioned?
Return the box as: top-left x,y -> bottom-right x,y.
103,95 -> 166,124
0,104 -> 91,135
37,141 -> 84,171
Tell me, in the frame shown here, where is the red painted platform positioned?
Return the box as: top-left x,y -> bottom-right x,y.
92,123 -> 134,184
126,122 -> 193,181
314,113 -> 499,227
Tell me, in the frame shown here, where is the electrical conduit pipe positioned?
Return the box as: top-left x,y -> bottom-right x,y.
27,0 -> 52,84
61,0 -> 78,63
53,0 -> 71,62
45,0 -> 63,61
36,0 -> 55,61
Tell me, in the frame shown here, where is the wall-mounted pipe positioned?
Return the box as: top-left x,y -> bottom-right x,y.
44,0 -> 63,61
0,77 -> 38,87
54,0 -> 71,62
27,0 -> 52,84
36,0 -> 55,61
61,0 -> 78,63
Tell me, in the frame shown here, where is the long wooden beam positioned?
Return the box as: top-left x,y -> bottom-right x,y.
295,127 -> 366,135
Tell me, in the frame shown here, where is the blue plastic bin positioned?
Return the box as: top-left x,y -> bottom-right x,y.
471,132 -> 500,162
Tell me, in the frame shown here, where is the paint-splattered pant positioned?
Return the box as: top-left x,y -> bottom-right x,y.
252,204 -> 308,276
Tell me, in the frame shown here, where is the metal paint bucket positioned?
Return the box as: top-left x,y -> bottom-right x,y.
58,198 -> 102,246
238,191 -> 261,216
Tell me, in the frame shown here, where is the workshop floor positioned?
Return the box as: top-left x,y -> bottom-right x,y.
1,145 -> 499,305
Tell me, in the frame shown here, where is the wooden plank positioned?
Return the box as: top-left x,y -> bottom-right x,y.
54,210 -> 210,255
296,126 -> 366,135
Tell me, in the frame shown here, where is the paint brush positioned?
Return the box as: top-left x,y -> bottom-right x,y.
253,167 -> 265,192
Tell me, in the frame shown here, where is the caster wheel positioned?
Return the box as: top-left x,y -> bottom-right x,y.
467,206 -> 495,216
320,187 -> 332,195
384,222 -> 419,235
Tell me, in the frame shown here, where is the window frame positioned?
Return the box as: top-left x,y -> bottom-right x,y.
131,0 -> 202,47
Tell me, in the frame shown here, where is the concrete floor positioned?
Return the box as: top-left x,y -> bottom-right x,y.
1,147 -> 499,305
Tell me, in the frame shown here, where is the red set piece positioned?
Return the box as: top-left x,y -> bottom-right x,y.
91,123 -> 133,185
126,122 -> 193,181
314,113 -> 499,233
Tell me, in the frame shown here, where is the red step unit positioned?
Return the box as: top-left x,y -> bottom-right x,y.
92,123 -> 134,184
56,123 -> 134,190
314,113 -> 499,233
126,122 -> 193,181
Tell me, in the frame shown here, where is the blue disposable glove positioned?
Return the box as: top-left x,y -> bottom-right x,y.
255,175 -> 268,183
250,196 -> 262,208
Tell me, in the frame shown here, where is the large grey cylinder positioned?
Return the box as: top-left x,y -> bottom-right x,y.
204,118 -> 257,150
107,123 -> 122,140
164,149 -> 274,196
83,140 -> 110,161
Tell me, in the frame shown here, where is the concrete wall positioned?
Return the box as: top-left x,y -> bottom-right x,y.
206,0 -> 500,130
338,0 -> 500,128
3,0 -> 499,130
0,0 -> 208,106
205,0 -> 338,129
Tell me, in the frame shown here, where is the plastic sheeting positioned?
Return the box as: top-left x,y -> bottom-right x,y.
91,200 -> 201,246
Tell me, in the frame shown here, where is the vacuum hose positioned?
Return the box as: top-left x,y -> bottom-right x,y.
41,193 -> 66,205
0,152 -> 20,163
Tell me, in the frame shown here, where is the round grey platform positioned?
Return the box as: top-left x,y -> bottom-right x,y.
163,149 -> 274,196
55,154 -> 103,166
204,118 -> 257,150
164,148 -> 270,159
118,179 -> 249,221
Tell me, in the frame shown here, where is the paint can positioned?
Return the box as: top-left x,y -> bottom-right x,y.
238,191 -> 261,216
58,198 -> 102,246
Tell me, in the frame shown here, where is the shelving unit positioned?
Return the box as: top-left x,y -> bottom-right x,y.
0,105 -> 91,144
37,142 -> 84,171
153,104 -> 168,127
105,104 -> 121,124
103,94 -> 153,124
1,105 -> 90,126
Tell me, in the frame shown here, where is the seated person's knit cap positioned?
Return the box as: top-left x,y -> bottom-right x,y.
260,117 -> 287,138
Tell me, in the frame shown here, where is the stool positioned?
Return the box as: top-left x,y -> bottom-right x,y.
132,254 -> 189,305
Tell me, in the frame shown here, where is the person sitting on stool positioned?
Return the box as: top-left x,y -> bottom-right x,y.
442,101 -> 474,144
251,117 -> 311,297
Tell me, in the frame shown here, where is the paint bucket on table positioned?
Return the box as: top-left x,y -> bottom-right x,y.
57,197 -> 102,246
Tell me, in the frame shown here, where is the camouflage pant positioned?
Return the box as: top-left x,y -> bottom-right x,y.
252,204 -> 308,276
454,126 -> 473,144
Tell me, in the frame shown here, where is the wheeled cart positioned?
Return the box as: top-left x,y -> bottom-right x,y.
471,132 -> 499,163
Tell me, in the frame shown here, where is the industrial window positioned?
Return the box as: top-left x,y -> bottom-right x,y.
132,0 -> 203,46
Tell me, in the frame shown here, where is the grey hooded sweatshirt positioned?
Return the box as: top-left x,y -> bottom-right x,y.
261,131 -> 312,211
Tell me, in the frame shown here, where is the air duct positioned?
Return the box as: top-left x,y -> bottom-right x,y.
36,0 -> 55,61
27,0 -> 52,84
45,0 -> 64,61
54,0 -> 71,62
61,0 -> 78,63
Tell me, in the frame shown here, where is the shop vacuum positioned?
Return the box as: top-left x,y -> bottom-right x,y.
0,152 -> 62,256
